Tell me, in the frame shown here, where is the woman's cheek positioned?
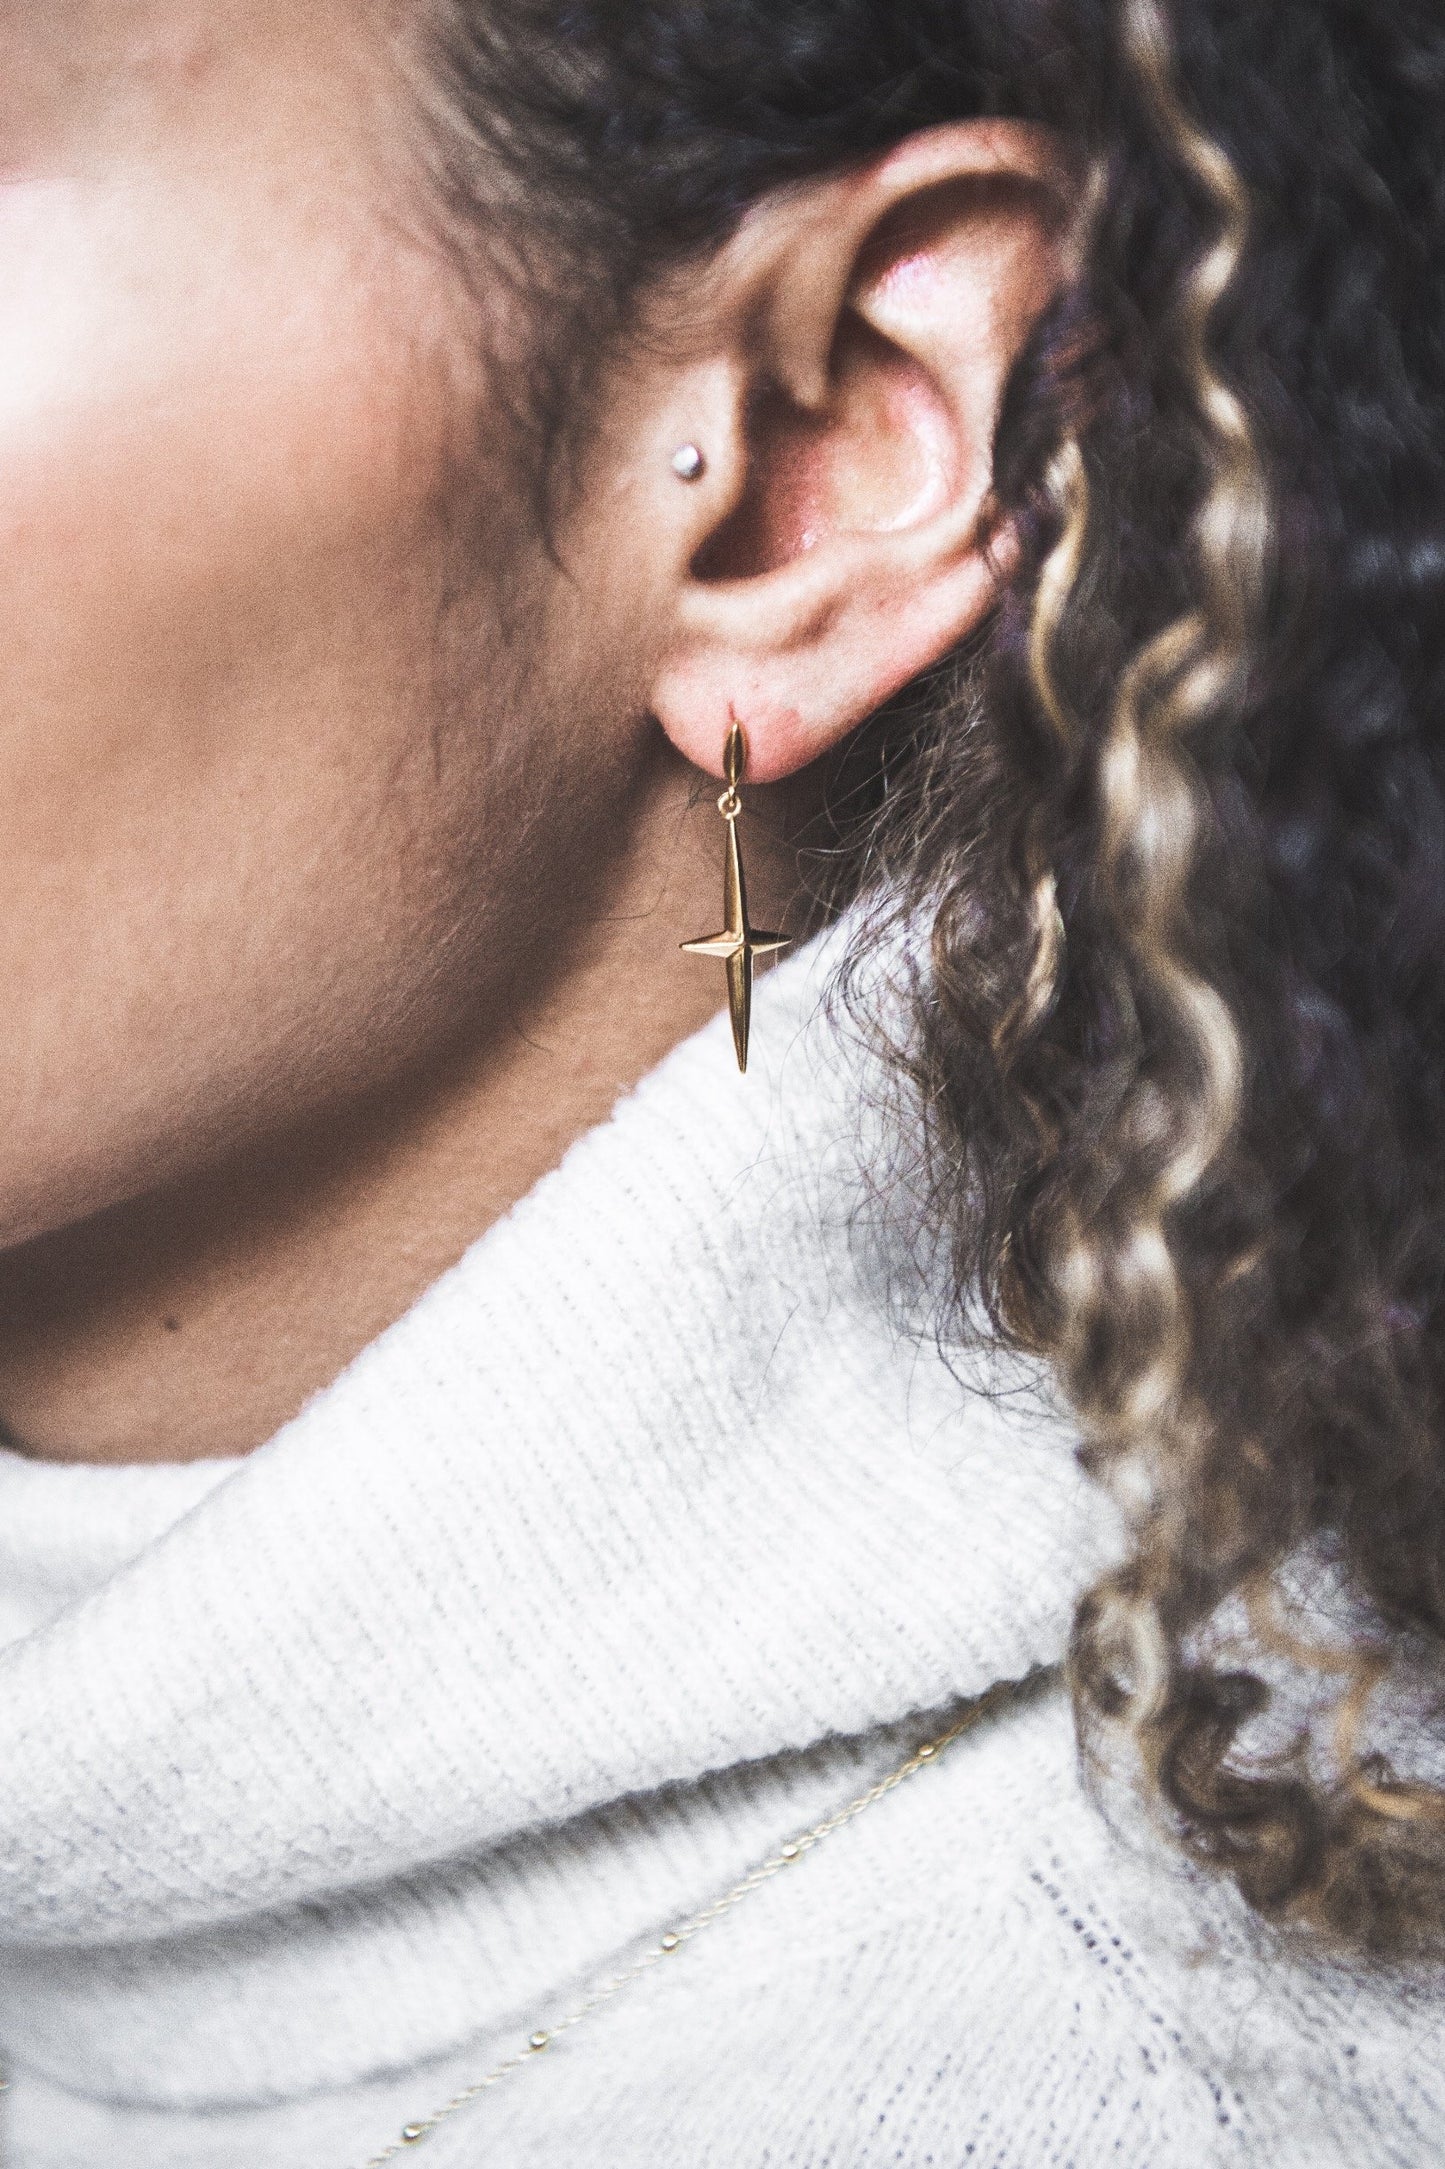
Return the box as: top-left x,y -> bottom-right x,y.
0,171 -> 494,1244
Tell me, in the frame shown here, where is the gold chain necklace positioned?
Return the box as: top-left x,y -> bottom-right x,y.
361,1667 -> 1057,2168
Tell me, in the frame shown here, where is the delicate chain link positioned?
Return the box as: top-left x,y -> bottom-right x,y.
361,1667 -> 1057,2167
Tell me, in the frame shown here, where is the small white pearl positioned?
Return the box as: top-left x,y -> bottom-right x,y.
671,443 -> 706,482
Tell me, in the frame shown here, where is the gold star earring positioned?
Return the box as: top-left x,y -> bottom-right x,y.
681,717 -> 791,1074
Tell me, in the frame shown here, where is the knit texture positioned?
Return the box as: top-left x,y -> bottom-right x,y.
0,931 -> 1438,2167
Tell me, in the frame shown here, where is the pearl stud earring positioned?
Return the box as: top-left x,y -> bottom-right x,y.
671,443 -> 706,482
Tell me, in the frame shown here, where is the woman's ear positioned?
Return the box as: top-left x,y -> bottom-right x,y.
613,122 -> 1068,781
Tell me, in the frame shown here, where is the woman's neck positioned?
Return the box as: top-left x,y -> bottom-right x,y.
0,759 -> 809,1465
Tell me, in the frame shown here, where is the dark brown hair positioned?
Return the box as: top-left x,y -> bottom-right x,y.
416,0 -> 1445,1951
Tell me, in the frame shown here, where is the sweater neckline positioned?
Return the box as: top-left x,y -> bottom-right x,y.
0,926 -> 1104,1958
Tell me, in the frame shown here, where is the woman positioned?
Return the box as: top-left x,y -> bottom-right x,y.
0,0 -> 1441,2161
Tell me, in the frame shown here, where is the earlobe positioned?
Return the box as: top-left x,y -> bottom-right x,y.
644,122 -> 1066,783
656,517 -> 1005,783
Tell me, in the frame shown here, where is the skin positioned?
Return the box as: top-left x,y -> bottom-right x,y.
0,0 -> 1063,1463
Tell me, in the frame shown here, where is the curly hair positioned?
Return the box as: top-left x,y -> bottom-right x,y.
414,0 -> 1445,1951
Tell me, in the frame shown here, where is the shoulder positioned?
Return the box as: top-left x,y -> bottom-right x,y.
813,1679 -> 1444,2169
491,1680 -> 1444,2169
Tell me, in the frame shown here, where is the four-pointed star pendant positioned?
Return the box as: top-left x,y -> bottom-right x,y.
681,811 -> 790,1073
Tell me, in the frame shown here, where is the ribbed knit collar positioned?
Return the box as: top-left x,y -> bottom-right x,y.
0,927 -> 1107,2121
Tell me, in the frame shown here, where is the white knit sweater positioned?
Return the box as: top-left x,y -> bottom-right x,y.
0,932 -> 1439,2169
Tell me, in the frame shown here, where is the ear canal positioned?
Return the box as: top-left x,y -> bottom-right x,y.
694,318 -> 955,584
